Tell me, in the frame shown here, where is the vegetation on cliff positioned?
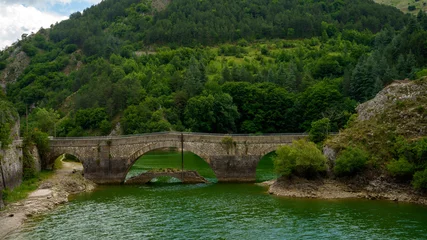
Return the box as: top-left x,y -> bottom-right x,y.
0,97 -> 18,149
327,78 -> 427,190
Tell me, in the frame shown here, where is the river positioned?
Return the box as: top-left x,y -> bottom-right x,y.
6,150 -> 427,239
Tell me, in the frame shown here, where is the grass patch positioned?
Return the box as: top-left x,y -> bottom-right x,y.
2,171 -> 53,204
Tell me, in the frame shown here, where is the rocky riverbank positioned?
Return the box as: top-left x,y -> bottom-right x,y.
0,161 -> 96,239
265,176 -> 427,205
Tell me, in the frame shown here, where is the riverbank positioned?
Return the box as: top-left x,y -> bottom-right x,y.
265,176 -> 427,205
0,161 -> 96,239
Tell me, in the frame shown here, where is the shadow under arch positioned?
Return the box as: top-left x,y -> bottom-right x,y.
255,149 -> 279,183
124,145 -> 217,183
51,153 -> 84,171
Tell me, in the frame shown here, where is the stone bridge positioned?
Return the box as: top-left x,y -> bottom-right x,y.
47,132 -> 306,184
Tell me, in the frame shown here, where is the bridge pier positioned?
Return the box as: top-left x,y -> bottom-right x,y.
209,155 -> 260,182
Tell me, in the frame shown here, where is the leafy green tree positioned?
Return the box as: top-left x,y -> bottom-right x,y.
184,93 -> 239,133
386,157 -> 415,179
28,108 -> 60,136
75,108 -> 109,130
412,169 -> 427,190
334,146 -> 369,176
309,118 -> 330,143
274,139 -> 327,178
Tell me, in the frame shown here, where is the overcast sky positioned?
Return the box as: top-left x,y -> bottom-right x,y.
0,0 -> 102,50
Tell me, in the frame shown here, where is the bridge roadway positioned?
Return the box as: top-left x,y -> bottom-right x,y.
47,132 -> 307,184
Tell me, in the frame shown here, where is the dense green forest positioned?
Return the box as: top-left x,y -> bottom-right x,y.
1,0 -> 427,138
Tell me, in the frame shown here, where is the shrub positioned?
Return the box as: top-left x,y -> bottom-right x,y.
64,44 -> 78,54
309,118 -> 330,143
274,139 -> 327,178
386,157 -> 414,179
334,146 -> 369,176
412,169 -> 427,190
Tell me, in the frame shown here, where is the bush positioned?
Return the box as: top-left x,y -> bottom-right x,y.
334,146 -> 369,176
386,157 -> 414,179
412,169 -> 427,190
274,139 -> 327,178
309,118 -> 330,143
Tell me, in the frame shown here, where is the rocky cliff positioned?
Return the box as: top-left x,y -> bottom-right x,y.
327,78 -> 427,155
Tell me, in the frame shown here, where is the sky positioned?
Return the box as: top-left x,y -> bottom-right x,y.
0,0 -> 102,50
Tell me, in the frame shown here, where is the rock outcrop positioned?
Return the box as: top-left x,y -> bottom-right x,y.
125,169 -> 208,184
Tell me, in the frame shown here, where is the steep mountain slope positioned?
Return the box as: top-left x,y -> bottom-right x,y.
0,0 -> 426,138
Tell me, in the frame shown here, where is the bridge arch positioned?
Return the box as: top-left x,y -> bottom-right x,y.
47,149 -> 86,169
124,142 -> 216,183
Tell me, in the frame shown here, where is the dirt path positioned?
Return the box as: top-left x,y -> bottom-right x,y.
0,160 -> 95,239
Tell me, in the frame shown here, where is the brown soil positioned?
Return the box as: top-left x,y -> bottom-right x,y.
267,176 -> 427,205
0,161 -> 96,239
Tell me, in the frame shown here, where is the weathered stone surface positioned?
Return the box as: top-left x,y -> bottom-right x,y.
125,170 -> 207,184
0,191 -> 4,209
48,133 -> 306,184
0,120 -> 23,192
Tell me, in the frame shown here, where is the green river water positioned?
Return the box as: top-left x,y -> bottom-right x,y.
6,150 -> 427,239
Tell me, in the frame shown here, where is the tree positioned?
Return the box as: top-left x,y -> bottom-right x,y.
309,118 -> 330,143
184,93 -> 239,133
274,139 -> 327,178
334,147 -> 369,176
28,108 -> 60,136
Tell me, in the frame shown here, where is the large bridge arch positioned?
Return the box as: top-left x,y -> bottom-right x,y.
124,142 -> 216,183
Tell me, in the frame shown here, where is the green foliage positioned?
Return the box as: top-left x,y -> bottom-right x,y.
334,147 -> 369,176
0,100 -> 18,149
75,108 -> 109,130
274,139 -> 327,178
309,118 -> 330,143
185,93 -> 239,133
2,171 -> 53,204
64,44 -> 78,54
412,169 -> 427,190
386,157 -> 415,179
27,108 -> 60,135
0,61 -> 6,70
2,0 -> 427,139
22,43 -> 38,57
221,136 -> 234,153
22,139 -> 36,181
25,130 -> 50,168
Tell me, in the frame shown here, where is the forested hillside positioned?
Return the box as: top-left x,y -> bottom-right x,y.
1,0 -> 427,137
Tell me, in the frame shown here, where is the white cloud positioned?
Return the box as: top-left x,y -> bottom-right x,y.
0,3 -> 68,49
0,0 -> 102,50
1,0 -> 101,9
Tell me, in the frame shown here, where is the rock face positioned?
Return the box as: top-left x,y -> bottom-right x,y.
0,49 -> 30,91
0,120 -> 23,191
0,190 -> 4,209
268,176 -> 427,205
125,170 -> 208,184
356,79 -> 427,137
